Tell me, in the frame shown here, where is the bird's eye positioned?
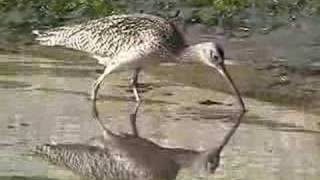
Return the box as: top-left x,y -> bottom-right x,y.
213,55 -> 219,61
209,50 -> 219,62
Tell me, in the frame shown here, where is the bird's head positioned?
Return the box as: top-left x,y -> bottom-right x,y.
194,42 -> 246,111
197,42 -> 225,69
190,149 -> 221,175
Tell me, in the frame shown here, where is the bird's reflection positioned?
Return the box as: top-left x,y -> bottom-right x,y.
34,101 -> 245,180
91,98 -> 141,137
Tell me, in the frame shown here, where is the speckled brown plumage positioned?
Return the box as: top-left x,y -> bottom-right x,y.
34,14 -> 186,66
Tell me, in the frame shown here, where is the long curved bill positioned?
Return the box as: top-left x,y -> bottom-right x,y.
216,64 -> 246,111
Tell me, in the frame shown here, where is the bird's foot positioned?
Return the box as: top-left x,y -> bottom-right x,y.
86,96 -> 96,101
89,91 -> 98,101
119,132 -> 137,138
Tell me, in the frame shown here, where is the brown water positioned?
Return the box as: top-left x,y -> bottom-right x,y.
0,50 -> 319,179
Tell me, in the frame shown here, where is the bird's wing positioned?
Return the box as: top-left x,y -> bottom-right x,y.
33,15 -> 166,59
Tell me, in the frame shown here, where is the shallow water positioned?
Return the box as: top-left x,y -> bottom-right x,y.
0,51 -> 320,179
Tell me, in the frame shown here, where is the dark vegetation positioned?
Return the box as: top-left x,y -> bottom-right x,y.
186,0 -> 320,25
0,0 -> 319,41
0,0 -> 124,42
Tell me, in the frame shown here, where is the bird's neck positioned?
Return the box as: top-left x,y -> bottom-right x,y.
176,44 -> 200,63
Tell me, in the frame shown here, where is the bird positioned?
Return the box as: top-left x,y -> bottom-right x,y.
34,111 -> 245,180
33,13 -> 245,110
33,132 -> 182,180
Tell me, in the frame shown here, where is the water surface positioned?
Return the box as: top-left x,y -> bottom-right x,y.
0,50 -> 319,179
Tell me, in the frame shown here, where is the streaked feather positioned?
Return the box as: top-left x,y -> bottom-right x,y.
33,14 -> 186,65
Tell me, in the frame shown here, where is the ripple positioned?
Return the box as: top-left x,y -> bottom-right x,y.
0,80 -> 32,89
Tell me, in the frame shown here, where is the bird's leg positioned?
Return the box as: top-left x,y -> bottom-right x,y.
91,99 -> 110,133
128,68 -> 142,136
91,66 -> 113,101
130,68 -> 141,102
129,100 -> 141,136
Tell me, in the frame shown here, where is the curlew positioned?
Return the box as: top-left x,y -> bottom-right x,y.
34,110 -> 245,179
33,13 -> 245,112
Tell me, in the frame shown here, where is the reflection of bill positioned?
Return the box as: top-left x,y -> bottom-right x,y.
34,104 -> 245,179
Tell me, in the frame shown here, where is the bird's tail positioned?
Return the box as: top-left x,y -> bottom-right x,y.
32,29 -> 52,46
33,143 -> 95,164
32,27 -> 68,47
